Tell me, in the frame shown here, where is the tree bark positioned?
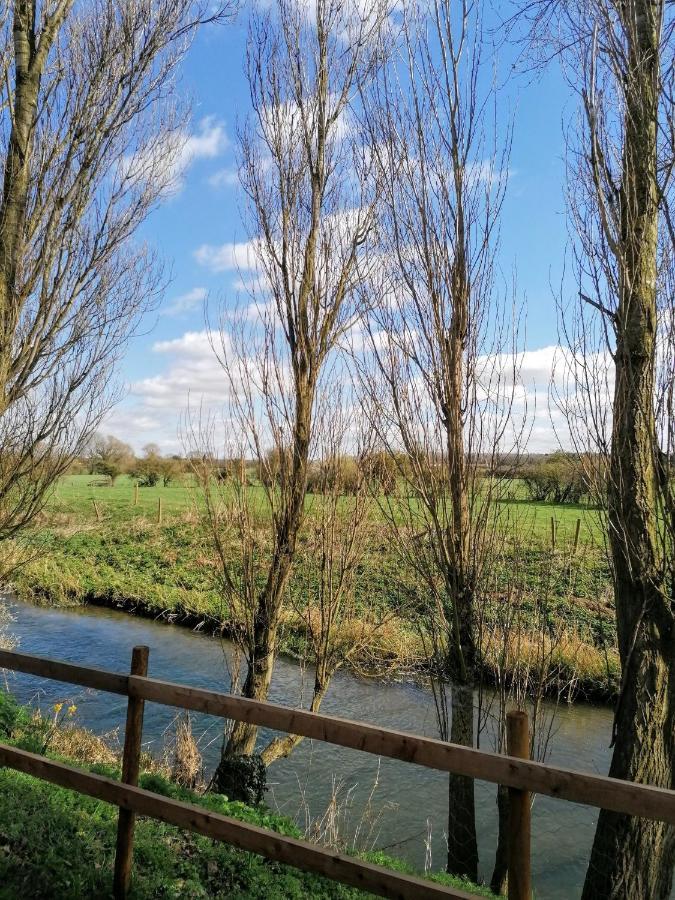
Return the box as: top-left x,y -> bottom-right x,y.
0,1 -> 74,413
0,3 -> 41,412
443,245 -> 479,880
222,381 -> 313,760
447,682 -> 478,880
490,784 -> 509,895
582,2 -> 675,896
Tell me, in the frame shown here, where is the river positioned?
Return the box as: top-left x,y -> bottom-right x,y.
2,597 -> 669,900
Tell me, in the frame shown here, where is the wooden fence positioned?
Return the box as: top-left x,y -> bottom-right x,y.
0,646 -> 674,900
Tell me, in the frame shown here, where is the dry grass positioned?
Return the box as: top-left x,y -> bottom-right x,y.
168,713 -> 204,790
47,722 -> 120,767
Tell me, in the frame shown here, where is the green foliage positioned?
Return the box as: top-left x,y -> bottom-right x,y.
520,453 -> 588,505
0,691 -> 30,737
362,851 -> 496,897
0,765 -> 370,899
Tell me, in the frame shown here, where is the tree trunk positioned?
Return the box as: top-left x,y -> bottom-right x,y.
490,784 -> 509,895
224,604 -> 281,758
582,2 -> 675,896
220,386 -> 313,762
0,3 -> 40,412
260,672 -> 329,765
581,605 -> 674,899
447,682 -> 479,881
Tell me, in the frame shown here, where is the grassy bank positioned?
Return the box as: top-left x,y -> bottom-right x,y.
0,692 -> 494,899
9,475 -> 619,699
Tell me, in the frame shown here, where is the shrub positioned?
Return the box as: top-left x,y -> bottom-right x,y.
305,456 -> 362,495
360,450 -> 397,495
258,447 -> 292,488
520,453 -> 587,504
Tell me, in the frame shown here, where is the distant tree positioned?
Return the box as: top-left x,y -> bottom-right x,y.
256,447 -> 291,489
305,456 -> 362,496
159,456 -> 182,487
88,434 -> 134,484
360,450 -> 396,496
131,444 -> 162,487
142,443 -> 161,458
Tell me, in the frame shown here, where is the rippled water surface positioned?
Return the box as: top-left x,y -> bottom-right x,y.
3,597 -> 669,900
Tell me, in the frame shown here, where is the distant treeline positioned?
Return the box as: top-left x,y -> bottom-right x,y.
73,435 -> 619,506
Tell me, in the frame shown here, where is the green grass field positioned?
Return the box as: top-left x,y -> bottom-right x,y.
53,473 -> 605,544
9,474 -> 618,699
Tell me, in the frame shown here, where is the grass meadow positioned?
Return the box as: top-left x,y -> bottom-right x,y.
9,473 -> 618,700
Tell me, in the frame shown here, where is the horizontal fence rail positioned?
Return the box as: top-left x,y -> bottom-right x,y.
0,743 -> 470,900
2,647 -> 674,826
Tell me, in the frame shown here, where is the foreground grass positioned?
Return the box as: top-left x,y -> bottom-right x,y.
10,475 -> 619,698
0,692 -> 494,899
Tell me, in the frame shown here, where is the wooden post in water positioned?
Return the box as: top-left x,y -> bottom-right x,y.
157,496 -> 163,525
507,710 -> 531,900
113,645 -> 149,899
133,483 -> 139,507
573,518 -> 581,555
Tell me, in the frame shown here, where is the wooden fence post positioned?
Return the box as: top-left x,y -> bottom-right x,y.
573,518 -> 581,555
92,498 -> 102,521
507,710 -> 531,900
157,497 -> 162,525
113,645 -> 149,899
550,516 -> 556,551
133,483 -> 139,507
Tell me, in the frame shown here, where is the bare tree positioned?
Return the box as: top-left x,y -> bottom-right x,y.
87,434 -> 134,483
0,0 -> 231,548
359,0 -> 521,880
515,1 -> 675,896
257,389 -> 388,764
194,0 -> 388,794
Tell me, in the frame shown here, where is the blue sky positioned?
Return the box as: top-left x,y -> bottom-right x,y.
106,9 -> 578,454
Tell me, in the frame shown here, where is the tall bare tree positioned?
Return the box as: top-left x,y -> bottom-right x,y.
197,0 -> 387,793
516,1 -> 675,896
360,0 -> 520,880
0,0 -> 230,546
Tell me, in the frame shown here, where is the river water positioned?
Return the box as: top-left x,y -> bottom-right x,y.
1,597 -> 669,899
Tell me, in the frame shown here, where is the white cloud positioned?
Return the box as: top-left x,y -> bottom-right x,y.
101,326 -> 616,456
208,166 -> 239,188
181,117 -> 229,164
194,239 -> 261,273
121,117 -> 229,196
131,330 -> 227,414
162,287 -> 208,317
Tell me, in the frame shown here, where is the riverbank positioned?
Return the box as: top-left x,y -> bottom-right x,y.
0,690 -> 493,899
9,474 -> 620,702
